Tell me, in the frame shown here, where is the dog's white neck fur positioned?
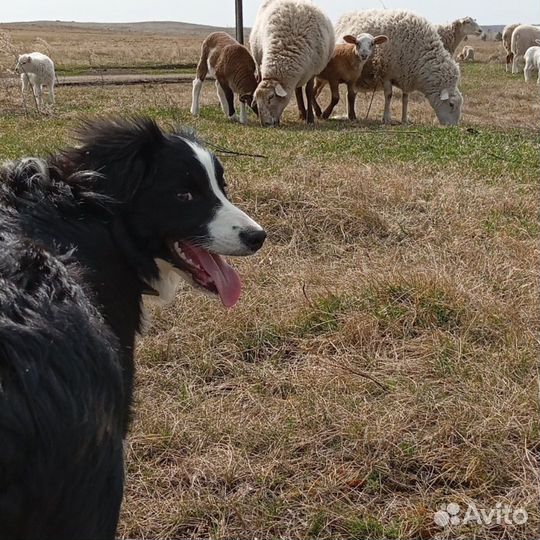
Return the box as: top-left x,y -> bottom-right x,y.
138,258 -> 192,335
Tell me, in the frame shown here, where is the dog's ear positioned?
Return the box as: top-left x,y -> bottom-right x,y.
69,117 -> 165,202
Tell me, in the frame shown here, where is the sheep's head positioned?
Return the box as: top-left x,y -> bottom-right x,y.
15,54 -> 31,71
428,87 -> 463,126
343,33 -> 389,62
460,17 -> 483,37
253,79 -> 289,127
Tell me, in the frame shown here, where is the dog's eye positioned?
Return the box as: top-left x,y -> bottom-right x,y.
177,192 -> 193,202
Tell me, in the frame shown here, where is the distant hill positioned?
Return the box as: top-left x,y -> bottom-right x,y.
0,20 -> 244,36
3,20 -> 528,39
482,25 -> 505,34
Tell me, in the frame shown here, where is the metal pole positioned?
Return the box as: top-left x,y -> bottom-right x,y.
235,0 -> 244,44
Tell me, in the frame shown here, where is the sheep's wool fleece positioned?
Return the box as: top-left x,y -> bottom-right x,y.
502,23 -> 520,52
20,52 -> 55,84
250,0 -> 334,87
511,25 -> 540,55
436,23 -> 459,53
335,9 -> 460,96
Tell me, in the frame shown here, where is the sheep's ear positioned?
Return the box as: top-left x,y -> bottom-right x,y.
440,89 -> 450,101
343,35 -> 357,44
374,35 -> 389,45
536,39 -> 540,45
275,84 -> 287,97
26,57 -> 32,63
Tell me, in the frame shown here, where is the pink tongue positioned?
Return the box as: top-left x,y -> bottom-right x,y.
181,244 -> 242,308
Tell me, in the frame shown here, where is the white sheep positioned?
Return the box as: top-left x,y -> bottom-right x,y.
313,33 -> 389,120
503,23 -> 521,72
436,17 -> 483,54
524,40 -> 540,84
335,9 -> 463,125
457,45 -> 475,62
16,52 -> 55,110
511,25 -> 540,74
191,32 -> 258,124
249,0 -> 334,126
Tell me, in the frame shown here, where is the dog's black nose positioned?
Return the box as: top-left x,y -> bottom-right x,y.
240,229 -> 267,252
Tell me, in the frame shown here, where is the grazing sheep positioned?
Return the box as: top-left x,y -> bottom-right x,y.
16,52 -> 55,109
511,24 -> 540,74
191,32 -> 258,124
249,0 -> 334,126
335,9 -> 463,125
436,17 -> 483,54
524,40 -> 540,83
457,45 -> 475,62
313,33 -> 388,120
503,23 -> 521,72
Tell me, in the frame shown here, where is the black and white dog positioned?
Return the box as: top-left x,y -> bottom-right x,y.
0,117 -> 266,539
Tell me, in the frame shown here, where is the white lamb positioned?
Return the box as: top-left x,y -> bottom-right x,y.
249,0 -> 335,126
503,23 -> 521,72
16,52 -> 55,109
524,40 -> 540,84
335,9 -> 463,125
436,17 -> 483,54
511,25 -> 540,74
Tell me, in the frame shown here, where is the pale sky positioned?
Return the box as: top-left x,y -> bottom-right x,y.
0,0 -> 538,27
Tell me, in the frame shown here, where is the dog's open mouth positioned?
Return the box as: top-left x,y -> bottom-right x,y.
167,240 -> 241,307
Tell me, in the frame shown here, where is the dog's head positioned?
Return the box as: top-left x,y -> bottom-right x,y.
64,118 -> 266,308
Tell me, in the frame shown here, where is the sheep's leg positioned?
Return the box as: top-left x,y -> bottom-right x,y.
314,78 -> 326,98
321,80 -> 340,119
383,80 -> 393,124
21,74 -> 29,108
48,82 -> 55,105
191,78 -> 204,115
524,63 -> 532,83
512,55 -> 521,74
401,92 -> 409,124
346,83 -> 357,121
305,77 -> 315,124
219,81 -> 237,121
215,81 -> 228,114
295,87 -> 307,121
239,101 -> 247,125
505,53 -> 512,72
313,78 -> 324,118
33,84 -> 43,110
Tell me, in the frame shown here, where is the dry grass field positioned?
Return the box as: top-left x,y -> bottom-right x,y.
0,23 -> 539,540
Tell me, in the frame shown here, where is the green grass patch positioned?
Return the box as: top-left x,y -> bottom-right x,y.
1,102 -> 537,185
294,294 -> 355,337
345,516 -> 400,539
363,281 -> 464,334
483,207 -> 539,238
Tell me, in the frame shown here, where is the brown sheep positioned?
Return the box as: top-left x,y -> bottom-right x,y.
313,33 -> 388,120
191,32 -> 258,124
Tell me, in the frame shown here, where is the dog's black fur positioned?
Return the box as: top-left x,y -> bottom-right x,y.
0,118 -> 263,539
